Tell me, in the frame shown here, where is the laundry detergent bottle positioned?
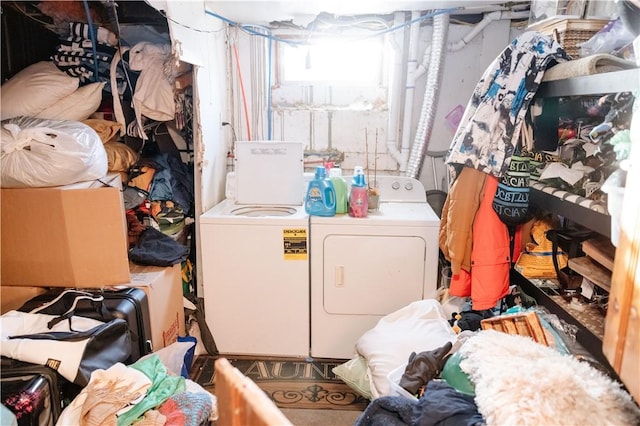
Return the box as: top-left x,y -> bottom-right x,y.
349,166 -> 368,218
305,166 -> 336,216
329,167 -> 348,214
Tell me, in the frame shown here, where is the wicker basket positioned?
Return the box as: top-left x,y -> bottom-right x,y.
537,19 -> 609,59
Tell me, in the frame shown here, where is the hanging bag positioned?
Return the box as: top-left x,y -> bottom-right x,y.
493,123 -> 533,226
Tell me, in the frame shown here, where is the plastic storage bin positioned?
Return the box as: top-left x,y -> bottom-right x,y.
387,363 -> 418,401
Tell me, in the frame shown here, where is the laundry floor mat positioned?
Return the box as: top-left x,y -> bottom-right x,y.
189,355 -> 370,411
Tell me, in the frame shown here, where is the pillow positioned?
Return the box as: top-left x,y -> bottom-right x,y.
332,356 -> 373,400
1,61 -> 79,120
37,82 -> 106,121
355,299 -> 457,399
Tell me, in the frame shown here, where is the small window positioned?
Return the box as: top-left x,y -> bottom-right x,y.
279,37 -> 384,85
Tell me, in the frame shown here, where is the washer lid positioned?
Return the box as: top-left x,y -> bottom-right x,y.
234,141 -> 304,205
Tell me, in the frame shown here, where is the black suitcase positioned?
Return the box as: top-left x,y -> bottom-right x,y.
1,358 -> 65,426
19,288 -> 153,364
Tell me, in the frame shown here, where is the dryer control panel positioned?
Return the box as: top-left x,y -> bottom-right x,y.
374,176 -> 427,203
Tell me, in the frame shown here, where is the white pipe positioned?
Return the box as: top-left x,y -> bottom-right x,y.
402,9 -> 528,176
390,8 -> 529,171
396,10 -> 422,172
448,10 -> 501,52
385,11 -> 406,167
449,10 -> 529,52
414,10 -> 530,80
406,12 -> 449,179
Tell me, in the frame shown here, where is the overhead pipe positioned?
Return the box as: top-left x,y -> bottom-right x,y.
394,10 -> 423,173
449,10 -> 529,52
385,11 -> 407,167
414,10 -> 530,82
405,11 -> 449,179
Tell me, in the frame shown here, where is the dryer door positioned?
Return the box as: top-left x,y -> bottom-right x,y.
323,235 -> 426,315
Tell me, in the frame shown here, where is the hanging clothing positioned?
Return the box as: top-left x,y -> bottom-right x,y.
446,31 -> 568,181
128,42 -> 176,123
444,173 -> 510,310
439,167 -> 487,276
466,174 -> 511,309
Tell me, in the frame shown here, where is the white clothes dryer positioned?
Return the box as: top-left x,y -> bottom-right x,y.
310,176 -> 440,359
199,142 -> 309,357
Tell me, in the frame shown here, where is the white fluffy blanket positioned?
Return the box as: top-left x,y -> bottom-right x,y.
458,330 -> 640,426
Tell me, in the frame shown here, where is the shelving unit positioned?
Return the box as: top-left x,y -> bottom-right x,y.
516,67 -> 638,380
512,270 -> 617,378
529,187 -> 611,237
537,68 -> 640,98
528,68 -> 640,238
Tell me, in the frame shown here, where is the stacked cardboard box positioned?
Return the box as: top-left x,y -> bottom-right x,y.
1,174 -> 185,350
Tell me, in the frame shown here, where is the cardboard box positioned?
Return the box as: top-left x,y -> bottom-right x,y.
122,263 -> 185,350
1,286 -> 48,314
1,175 -> 131,287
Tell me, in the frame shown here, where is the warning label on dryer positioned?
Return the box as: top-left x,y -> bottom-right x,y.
283,228 -> 307,260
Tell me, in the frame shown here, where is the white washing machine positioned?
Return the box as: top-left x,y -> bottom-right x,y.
199,142 -> 310,357
310,176 -> 440,359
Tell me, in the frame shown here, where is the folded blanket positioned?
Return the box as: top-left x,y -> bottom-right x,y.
543,53 -> 637,81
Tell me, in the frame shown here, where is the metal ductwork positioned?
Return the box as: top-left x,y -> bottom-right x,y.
405,11 -> 449,179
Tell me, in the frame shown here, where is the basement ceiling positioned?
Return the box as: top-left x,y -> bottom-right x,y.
202,1 -> 532,26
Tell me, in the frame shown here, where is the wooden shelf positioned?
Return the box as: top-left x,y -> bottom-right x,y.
582,237 -> 616,271
568,256 -> 611,292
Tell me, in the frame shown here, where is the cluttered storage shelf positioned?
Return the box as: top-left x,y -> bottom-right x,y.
513,66 -> 639,383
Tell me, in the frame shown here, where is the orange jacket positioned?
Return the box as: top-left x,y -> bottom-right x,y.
441,169 -> 510,310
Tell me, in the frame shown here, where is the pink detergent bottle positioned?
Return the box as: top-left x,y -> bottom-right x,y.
348,166 -> 368,218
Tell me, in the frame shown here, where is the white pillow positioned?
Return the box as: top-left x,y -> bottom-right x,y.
37,82 -> 106,121
1,61 -> 79,120
355,299 -> 457,399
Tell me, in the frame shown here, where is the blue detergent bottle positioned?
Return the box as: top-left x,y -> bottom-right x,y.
305,166 -> 336,216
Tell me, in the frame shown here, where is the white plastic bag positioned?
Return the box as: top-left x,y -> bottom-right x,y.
1,116 -> 108,188
138,340 -> 196,376
601,169 -> 627,247
579,18 -> 636,57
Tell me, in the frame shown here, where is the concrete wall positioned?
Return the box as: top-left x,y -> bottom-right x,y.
229,16 -> 524,192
